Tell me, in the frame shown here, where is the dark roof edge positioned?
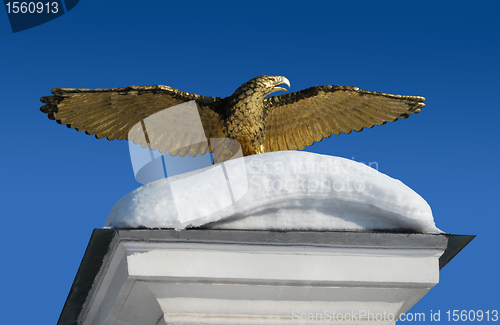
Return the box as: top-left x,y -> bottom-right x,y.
439,234 -> 475,270
57,229 -> 117,325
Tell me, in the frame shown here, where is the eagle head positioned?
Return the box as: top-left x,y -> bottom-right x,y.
234,75 -> 291,98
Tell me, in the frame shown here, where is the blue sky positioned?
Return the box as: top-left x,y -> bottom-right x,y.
1,1 -> 499,323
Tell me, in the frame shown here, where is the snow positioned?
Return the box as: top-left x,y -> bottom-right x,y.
104,151 -> 441,233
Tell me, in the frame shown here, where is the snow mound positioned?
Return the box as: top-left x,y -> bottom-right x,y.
104,151 -> 441,233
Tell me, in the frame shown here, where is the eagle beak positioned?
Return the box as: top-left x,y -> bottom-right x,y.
272,76 -> 291,93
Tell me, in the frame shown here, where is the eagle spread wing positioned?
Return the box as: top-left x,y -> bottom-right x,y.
263,85 -> 425,151
40,86 -> 224,157
40,76 -> 425,162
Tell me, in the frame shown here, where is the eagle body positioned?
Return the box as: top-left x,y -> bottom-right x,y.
225,93 -> 267,156
40,75 -> 425,163
221,76 -> 287,155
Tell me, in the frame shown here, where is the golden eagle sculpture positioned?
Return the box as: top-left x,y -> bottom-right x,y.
40,75 -> 424,162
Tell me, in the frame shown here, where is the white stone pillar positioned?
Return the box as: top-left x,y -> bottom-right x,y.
56,230 -> 473,325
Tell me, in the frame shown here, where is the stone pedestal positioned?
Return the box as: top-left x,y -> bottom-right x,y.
57,229 -> 472,325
